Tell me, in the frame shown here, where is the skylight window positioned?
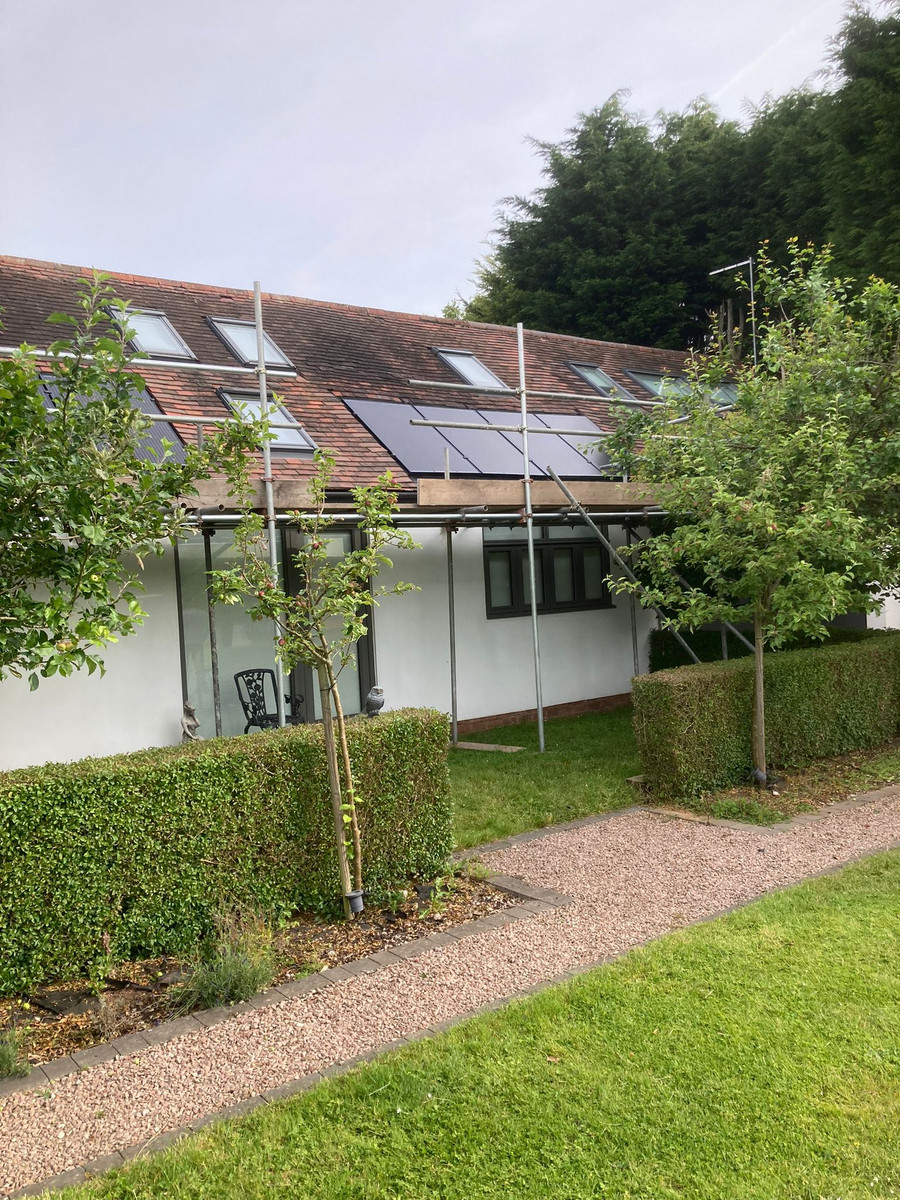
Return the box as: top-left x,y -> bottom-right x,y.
220,391 -> 316,453
568,363 -> 622,397
434,349 -> 509,391
627,371 -> 692,398
114,309 -> 194,360
208,318 -> 292,368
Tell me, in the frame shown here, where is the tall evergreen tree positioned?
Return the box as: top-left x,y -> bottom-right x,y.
461,4 -> 899,350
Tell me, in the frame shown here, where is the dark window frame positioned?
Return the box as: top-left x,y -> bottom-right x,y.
483,528 -> 613,619
567,361 -> 633,400
432,347 -> 511,392
206,316 -> 293,369
281,524 -> 376,724
218,388 -> 316,455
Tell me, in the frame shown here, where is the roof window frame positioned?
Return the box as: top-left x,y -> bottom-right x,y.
111,307 -> 196,361
624,369 -> 692,398
567,361 -> 632,399
218,388 -> 316,455
432,347 -> 510,392
207,316 -> 293,369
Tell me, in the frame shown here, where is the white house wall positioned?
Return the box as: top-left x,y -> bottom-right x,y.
0,552 -> 183,771
372,526 -> 652,722
869,593 -> 900,630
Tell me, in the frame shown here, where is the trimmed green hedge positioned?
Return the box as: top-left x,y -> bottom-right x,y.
648,623 -> 876,672
0,709 -> 451,996
633,633 -> 900,799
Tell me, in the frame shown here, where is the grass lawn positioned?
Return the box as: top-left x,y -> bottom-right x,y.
450,706 -> 640,849
64,853 -> 900,1200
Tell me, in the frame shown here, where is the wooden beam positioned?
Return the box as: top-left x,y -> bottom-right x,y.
185,475 -> 316,511
416,478 -> 654,510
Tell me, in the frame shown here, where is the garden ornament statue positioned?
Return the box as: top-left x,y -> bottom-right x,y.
181,701 -> 202,742
364,686 -> 385,718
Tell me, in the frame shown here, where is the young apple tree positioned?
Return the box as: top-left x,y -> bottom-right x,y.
211,450 -> 417,918
607,243 -> 900,782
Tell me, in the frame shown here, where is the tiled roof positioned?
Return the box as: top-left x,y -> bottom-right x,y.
0,255 -> 689,496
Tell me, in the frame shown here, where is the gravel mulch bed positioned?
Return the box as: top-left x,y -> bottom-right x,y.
2,791 -> 900,1195
0,872 -> 511,1069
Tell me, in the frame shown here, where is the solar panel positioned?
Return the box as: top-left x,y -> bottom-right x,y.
469,409 -> 547,477
343,398 -> 478,475
534,413 -> 610,474
417,406 -> 533,477
37,379 -> 186,463
343,398 -> 611,480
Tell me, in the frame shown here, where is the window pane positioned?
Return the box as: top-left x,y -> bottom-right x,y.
630,371 -> 690,397
547,524 -> 596,540
126,312 -> 192,358
553,548 -> 575,603
484,525 -> 529,542
224,394 -> 314,451
211,319 -> 291,366
521,551 -> 544,606
583,547 -> 605,600
437,350 -> 508,390
571,364 -> 615,395
488,551 -> 513,608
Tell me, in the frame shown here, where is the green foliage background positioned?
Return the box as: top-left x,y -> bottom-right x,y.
633,634 -> 900,797
0,710 -> 451,996
461,6 -> 900,349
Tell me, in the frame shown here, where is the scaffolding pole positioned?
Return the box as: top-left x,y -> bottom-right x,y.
254,282 -> 286,729
446,527 -> 459,746
517,323 -> 545,752
545,467 -> 701,666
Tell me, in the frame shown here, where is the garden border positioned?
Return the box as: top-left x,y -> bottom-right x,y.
5,791 -> 900,1198
0,871 -> 573,1111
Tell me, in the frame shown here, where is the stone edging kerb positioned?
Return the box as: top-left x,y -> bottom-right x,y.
0,872 -> 573,1108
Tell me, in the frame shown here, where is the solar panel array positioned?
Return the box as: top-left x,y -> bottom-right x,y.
343,399 -> 609,479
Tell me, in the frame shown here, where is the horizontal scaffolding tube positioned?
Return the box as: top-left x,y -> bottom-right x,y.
192,508 -> 663,529
409,417 -> 612,438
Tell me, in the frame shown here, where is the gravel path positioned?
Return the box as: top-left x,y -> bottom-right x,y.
3,793 -> 900,1194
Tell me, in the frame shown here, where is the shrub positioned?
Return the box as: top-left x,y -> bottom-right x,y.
0,1026 -> 29,1079
0,709 -> 451,996
647,623 -> 876,672
167,912 -> 275,1015
633,633 -> 900,799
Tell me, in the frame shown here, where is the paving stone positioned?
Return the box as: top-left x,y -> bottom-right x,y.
192,1005 -> 237,1028
139,1016 -> 204,1047
261,1072 -> 324,1103
0,1071 -> 34,1098
72,1045 -> 117,1070
277,975 -> 324,998
110,1032 -> 152,1057
37,1056 -> 78,1083
246,987 -> 290,1010
338,957 -> 382,977
82,1151 -> 126,1176
316,965 -> 354,983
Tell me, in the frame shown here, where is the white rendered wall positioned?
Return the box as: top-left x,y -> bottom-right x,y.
372,526 -> 653,722
869,593 -> 900,630
0,552 -> 184,770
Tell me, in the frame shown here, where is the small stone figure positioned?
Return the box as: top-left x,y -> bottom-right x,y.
181,701 -> 202,742
364,686 -> 385,718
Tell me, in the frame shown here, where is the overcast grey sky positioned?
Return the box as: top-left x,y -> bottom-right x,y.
1,0 -> 848,315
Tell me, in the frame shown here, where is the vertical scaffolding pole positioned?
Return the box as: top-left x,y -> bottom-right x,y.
625,528 -> 640,677
517,322 -> 545,752
203,529 -> 223,737
254,282 -> 286,728
446,526 -> 459,746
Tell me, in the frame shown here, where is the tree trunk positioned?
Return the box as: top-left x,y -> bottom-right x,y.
317,661 -> 353,919
752,607 -> 767,781
326,659 -> 363,893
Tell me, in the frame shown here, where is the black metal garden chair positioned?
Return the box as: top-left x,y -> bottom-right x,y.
234,668 -> 283,734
